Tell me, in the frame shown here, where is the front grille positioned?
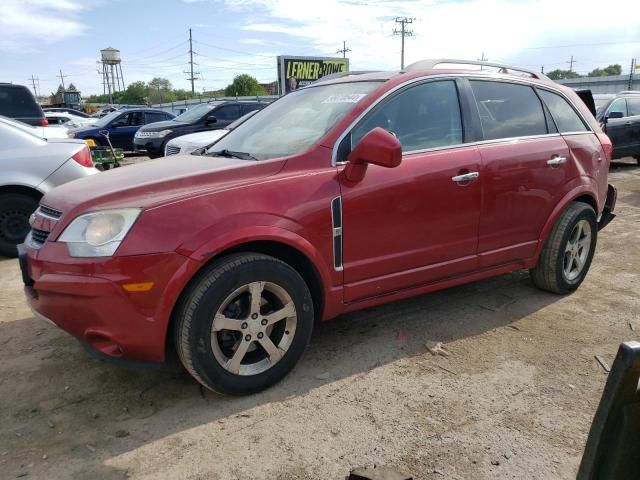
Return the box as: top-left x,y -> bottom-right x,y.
165,145 -> 180,156
28,228 -> 50,248
38,204 -> 62,220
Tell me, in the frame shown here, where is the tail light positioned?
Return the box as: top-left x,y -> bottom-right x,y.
72,146 -> 94,168
597,133 -> 613,162
40,117 -> 49,127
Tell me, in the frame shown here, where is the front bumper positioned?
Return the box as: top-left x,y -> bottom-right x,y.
133,136 -> 164,155
19,243 -> 201,363
598,184 -> 617,231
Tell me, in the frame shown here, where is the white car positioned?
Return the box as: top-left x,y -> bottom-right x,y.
45,111 -> 94,129
5,115 -> 70,139
0,116 -> 98,256
163,109 -> 260,156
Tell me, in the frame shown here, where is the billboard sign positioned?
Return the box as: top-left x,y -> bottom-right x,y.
278,56 -> 349,95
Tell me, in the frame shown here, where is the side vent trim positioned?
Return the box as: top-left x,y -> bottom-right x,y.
331,196 -> 343,272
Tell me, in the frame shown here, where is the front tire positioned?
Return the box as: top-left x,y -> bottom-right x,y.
530,202 -> 597,294
0,193 -> 38,257
175,253 -> 314,395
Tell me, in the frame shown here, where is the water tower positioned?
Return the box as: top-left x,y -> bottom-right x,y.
100,47 -> 125,100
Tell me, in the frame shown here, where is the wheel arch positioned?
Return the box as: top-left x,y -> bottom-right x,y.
533,187 -> 599,262
165,238 -> 328,359
0,184 -> 43,201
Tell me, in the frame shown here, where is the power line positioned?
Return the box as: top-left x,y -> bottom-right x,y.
393,17 -> 414,69
523,39 -> 640,50
193,39 -> 275,59
336,40 -> 351,58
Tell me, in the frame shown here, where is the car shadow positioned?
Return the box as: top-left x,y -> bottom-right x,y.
0,269 -> 564,478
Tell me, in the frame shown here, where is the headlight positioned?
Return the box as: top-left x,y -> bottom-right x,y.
58,208 -> 142,257
135,129 -> 172,138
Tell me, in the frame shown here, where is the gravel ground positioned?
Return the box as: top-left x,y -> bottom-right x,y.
0,159 -> 638,479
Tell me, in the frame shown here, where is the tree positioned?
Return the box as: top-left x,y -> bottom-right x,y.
119,81 -> 148,105
147,77 -> 174,104
224,74 -> 267,96
588,64 -> 622,77
546,69 -> 582,80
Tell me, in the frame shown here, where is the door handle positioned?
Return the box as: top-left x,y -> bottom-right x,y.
547,156 -> 567,166
451,171 -> 479,183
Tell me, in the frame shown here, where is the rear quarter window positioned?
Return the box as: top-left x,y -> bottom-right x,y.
470,81 -> 547,140
0,86 -> 42,117
538,89 -> 588,133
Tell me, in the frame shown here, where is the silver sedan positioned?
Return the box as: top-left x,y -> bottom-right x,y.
0,115 -> 98,257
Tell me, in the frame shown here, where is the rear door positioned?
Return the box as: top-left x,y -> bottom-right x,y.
339,79 -> 483,302
603,98 -> 631,158
468,79 -> 572,266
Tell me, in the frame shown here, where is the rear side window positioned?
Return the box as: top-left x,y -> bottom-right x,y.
0,86 -> 42,117
470,81 -> 547,140
627,97 -> 640,116
146,112 -> 168,124
538,90 -> 588,133
352,80 -> 463,152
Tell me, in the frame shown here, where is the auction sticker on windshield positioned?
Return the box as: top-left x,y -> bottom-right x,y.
321,93 -> 368,104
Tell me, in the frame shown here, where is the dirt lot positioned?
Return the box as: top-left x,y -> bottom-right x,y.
1,160 -> 638,480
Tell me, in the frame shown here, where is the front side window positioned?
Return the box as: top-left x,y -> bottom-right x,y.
214,105 -> 241,121
129,112 -> 144,126
607,98 -> 627,118
470,80 -> 547,140
626,97 -> 640,116
209,81 -> 381,160
538,90 -> 588,133
352,80 -> 463,152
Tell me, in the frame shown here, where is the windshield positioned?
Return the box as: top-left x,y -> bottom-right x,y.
210,82 -> 381,160
174,103 -> 219,123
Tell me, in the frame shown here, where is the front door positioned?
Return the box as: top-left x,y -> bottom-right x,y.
339,79 -> 482,303
625,96 -> 640,154
603,98 -> 632,158
108,111 -> 144,149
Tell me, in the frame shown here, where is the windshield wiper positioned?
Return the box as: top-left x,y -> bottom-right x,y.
207,149 -> 257,161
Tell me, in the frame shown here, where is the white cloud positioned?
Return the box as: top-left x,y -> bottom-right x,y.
227,0 -> 640,73
0,0 -> 93,52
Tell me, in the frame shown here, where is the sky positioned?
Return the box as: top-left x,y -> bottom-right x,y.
1,0 -> 639,97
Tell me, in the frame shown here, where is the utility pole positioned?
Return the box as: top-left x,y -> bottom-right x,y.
336,40 -> 351,59
393,17 -> 414,69
478,52 -> 488,71
629,58 -> 636,90
28,75 -> 39,97
185,28 -> 200,96
567,55 -> 576,73
57,69 -> 68,90
541,65 -> 545,74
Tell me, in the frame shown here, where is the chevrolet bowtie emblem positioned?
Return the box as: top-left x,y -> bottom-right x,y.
29,212 -> 36,226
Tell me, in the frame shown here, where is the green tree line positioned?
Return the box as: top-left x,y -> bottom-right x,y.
86,74 -> 267,104
546,64 -> 622,80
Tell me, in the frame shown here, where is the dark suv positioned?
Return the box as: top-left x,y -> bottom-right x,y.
133,100 -> 265,158
0,83 -> 48,126
597,91 -> 640,163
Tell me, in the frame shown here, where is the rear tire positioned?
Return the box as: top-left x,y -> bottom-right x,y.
174,253 -> 314,395
0,193 -> 39,257
530,202 -> 597,294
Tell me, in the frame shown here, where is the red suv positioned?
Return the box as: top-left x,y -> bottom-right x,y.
19,60 -> 617,395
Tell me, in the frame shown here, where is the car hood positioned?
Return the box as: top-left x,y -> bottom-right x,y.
41,154 -> 285,216
169,130 -> 228,147
139,119 -> 187,131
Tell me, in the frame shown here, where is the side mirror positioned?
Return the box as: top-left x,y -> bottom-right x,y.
206,115 -> 217,124
607,111 -> 624,120
343,127 -> 402,182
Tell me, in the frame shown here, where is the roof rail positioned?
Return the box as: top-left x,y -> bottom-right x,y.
404,59 -> 550,81
618,90 -> 640,95
310,70 -> 377,85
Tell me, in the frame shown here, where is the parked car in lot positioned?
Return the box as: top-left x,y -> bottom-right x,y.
68,108 -> 175,150
0,116 -> 97,257
21,59 -> 616,395
134,100 -> 265,158
596,91 -> 640,163
43,107 -> 90,118
164,109 -> 260,156
0,83 -> 48,127
45,111 -> 93,129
